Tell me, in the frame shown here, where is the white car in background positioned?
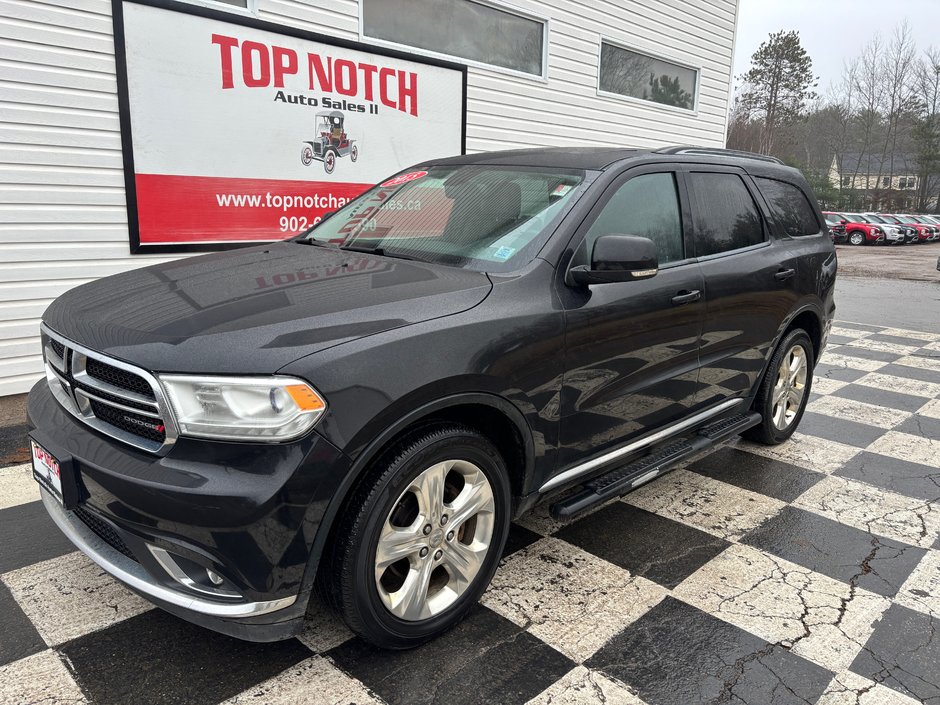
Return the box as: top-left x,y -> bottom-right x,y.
862,213 -> 908,244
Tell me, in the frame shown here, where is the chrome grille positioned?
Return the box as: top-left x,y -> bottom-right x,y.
41,325 -> 177,454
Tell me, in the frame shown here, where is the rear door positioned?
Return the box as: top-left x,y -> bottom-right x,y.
555,165 -> 705,470
685,167 -> 801,406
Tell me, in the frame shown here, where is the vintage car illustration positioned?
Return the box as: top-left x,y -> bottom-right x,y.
301,111 -> 359,174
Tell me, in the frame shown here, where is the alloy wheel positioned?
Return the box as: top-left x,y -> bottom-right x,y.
771,344 -> 807,430
374,459 -> 495,621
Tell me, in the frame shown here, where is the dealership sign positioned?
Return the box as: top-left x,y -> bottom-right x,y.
114,0 -> 466,253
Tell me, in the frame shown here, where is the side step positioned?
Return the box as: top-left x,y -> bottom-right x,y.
549,412 -> 761,523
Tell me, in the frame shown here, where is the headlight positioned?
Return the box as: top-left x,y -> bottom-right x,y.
159,375 -> 326,441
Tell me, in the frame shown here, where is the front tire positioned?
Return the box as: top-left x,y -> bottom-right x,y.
848,231 -> 865,246
328,424 -> 510,649
743,328 -> 814,445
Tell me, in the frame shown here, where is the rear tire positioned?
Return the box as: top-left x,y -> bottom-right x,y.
743,328 -> 814,445
327,424 -> 510,649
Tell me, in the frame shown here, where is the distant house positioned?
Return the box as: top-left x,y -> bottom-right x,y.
828,153 -> 919,192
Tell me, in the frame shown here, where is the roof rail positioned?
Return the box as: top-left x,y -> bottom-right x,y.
654,146 -> 784,165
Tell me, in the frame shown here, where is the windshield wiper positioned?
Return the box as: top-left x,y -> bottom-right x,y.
294,238 -> 334,248
338,244 -> 419,261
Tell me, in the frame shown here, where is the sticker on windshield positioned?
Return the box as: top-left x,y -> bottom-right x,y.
381,171 -> 428,188
493,246 -> 515,261
551,183 -> 573,198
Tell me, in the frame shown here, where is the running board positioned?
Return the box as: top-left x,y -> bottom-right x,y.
549,412 -> 761,523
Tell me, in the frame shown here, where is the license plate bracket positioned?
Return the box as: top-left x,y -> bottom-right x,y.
29,431 -> 80,510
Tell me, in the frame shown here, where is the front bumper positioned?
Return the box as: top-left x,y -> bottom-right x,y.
27,379 -> 351,641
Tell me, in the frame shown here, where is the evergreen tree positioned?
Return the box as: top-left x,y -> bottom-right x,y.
739,30 -> 818,154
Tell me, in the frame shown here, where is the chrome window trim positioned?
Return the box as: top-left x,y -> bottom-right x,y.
40,488 -> 296,618
40,323 -> 179,454
538,398 -> 742,493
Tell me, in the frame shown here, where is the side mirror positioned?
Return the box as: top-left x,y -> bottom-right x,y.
568,234 -> 659,286
840,219 -> 848,225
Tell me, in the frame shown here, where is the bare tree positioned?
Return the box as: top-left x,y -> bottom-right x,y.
912,46 -> 940,210
875,22 -> 918,197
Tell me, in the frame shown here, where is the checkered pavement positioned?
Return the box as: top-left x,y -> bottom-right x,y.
1,320 -> 939,705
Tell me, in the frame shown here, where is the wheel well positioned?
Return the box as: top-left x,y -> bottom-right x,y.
785,310 -> 822,363
331,402 -> 527,537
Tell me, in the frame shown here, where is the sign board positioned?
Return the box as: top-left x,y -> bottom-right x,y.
113,0 -> 466,253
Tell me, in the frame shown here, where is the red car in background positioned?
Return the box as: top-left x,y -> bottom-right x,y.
898,215 -> 940,242
823,212 -> 884,245
879,214 -> 937,243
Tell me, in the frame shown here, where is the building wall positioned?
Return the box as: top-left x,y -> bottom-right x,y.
0,0 -> 738,396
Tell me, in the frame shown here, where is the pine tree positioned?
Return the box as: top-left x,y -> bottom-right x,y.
739,30 -> 818,155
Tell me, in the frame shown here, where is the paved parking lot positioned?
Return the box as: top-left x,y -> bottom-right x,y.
1,321 -> 939,705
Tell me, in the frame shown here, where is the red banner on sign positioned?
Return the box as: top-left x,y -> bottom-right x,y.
135,174 -> 372,244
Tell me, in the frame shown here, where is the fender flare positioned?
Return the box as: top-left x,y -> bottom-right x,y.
298,391 -> 534,595
745,302 -> 824,410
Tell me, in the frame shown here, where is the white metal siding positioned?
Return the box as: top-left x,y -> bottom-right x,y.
0,0 -> 736,396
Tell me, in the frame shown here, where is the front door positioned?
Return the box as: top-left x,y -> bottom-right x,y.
554,167 -> 705,471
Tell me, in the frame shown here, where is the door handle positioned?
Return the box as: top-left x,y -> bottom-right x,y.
774,268 -> 796,282
671,289 -> 701,305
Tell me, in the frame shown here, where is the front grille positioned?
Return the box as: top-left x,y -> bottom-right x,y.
74,506 -> 138,562
72,379 -> 155,413
86,357 -> 155,399
42,326 -> 174,453
90,400 -> 166,443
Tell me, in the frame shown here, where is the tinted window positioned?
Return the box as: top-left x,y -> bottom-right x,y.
689,173 -> 764,256
599,42 -> 697,110
755,178 -> 820,237
583,173 -> 684,265
363,0 -> 544,75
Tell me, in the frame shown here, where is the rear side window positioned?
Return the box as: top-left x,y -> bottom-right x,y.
584,172 -> 684,265
756,178 -> 821,237
688,173 -> 764,256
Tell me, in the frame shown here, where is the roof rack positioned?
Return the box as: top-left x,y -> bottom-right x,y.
654,146 -> 784,165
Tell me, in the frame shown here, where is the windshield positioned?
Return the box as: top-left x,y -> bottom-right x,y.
865,214 -> 887,224
843,213 -> 865,222
301,165 -> 586,271
824,213 -> 841,224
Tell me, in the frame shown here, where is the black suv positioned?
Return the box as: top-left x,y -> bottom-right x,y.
27,147 -> 836,649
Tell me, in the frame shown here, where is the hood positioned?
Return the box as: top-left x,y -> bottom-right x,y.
43,242 -> 492,374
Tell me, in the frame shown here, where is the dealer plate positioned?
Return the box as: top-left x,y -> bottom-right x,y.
31,439 -> 64,506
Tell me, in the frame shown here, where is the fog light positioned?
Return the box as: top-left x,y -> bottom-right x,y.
207,569 -> 223,586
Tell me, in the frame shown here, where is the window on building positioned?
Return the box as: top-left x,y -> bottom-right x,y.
755,178 -> 821,237
688,173 -> 764,256
900,176 -> 915,189
841,175 -> 852,187
583,173 -> 684,265
598,42 -> 697,110
882,176 -> 891,188
362,0 -> 545,76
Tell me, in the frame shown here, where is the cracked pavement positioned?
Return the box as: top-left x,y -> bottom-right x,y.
1,320 -> 938,705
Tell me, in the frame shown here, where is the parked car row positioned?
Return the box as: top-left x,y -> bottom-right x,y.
822,211 -> 940,245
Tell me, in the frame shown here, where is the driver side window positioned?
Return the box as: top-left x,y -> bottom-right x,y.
583,172 -> 684,265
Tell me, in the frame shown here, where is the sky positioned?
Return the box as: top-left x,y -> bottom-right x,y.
732,0 -> 940,95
